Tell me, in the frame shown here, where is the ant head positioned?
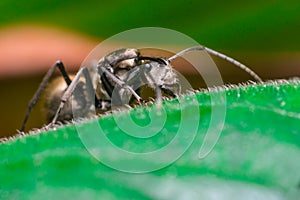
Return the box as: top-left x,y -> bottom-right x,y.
139,57 -> 180,97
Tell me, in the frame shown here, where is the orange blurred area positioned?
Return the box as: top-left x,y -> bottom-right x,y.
1,24 -> 300,78
0,24 -> 99,77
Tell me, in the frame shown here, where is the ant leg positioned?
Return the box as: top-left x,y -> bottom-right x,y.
80,67 -> 111,112
97,65 -> 143,102
20,61 -> 72,132
160,83 -> 180,98
47,67 -> 93,127
168,46 -> 262,82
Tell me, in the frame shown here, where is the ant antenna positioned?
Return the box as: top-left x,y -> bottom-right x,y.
168,46 -> 262,82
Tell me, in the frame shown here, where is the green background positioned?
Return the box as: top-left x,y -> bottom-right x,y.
0,0 -> 299,51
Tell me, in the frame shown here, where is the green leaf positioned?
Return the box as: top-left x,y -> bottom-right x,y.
1,80 -> 300,199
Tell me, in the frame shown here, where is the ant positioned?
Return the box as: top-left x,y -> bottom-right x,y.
20,46 -> 262,132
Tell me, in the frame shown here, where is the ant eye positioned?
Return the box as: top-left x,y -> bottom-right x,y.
145,63 -> 152,70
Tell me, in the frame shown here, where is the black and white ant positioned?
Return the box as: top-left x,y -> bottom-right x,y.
20,46 -> 262,132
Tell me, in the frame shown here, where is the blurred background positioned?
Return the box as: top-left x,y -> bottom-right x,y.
0,0 -> 299,137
